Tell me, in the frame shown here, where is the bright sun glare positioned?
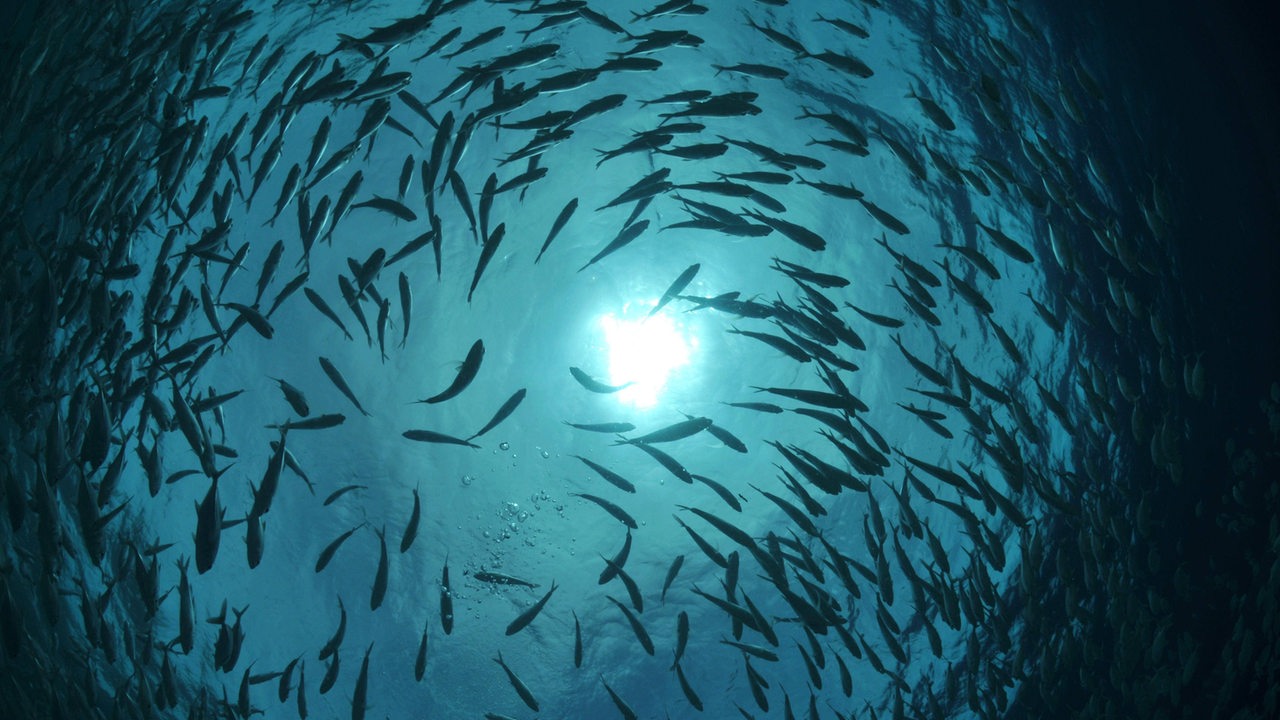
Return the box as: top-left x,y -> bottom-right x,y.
599,306 -> 696,408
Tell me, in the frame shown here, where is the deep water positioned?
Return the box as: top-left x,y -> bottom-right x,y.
1,1 -> 1277,719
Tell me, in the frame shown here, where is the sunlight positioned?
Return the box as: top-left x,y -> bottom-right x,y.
599,305 -> 696,408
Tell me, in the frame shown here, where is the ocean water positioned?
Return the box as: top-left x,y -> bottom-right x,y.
0,1 -> 1276,719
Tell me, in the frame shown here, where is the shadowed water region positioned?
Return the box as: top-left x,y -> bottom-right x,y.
1,0 -> 1277,718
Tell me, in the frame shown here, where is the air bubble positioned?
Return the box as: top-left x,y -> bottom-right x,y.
499,441 -> 510,451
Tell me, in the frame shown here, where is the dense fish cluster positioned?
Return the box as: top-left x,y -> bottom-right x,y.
1,0 -> 1277,719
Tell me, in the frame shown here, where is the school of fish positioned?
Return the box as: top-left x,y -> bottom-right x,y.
1,0 -> 1277,719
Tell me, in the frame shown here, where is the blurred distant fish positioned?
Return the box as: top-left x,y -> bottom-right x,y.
564,421 -> 636,433
569,367 -> 634,394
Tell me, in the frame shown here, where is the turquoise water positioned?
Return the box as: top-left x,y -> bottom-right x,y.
0,1 -> 1276,718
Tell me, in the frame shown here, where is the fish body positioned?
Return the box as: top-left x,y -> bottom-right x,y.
318,357 -> 370,416
316,525 -> 362,573
571,493 -> 637,528
505,581 -> 557,635
400,488 -> 421,553
420,339 -> 484,403
402,429 -> 480,449
474,572 -> 539,588
370,527 -> 388,610
494,652 -> 539,711
569,366 -> 634,393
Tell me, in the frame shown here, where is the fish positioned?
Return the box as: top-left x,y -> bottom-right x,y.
975,216 -> 1035,263
194,472 -> 224,574
640,89 -> 711,105
598,531 -> 633,586
713,62 -> 788,79
564,421 -> 636,433
319,650 -> 340,695
402,429 -> 481,449
722,638 -> 780,662
296,661 -> 308,717
505,581 -> 557,636
278,656 -> 301,702
939,259 -> 994,315
400,487 -> 421,553
907,86 -> 956,131
675,662 -> 704,711
316,525 -> 363,573
597,56 -> 662,73
607,596 -> 654,655
728,326 -> 812,363
443,25 -> 505,59
814,12 -> 869,37
600,675 -> 639,720
574,455 -> 636,494
222,302 -> 274,339
535,198 -> 578,263
573,611 -> 583,667
474,572 -> 538,588
599,554 -> 643,612
304,288 -> 354,340
467,388 -> 527,440
624,441 -> 693,483
494,651 -> 539,711
673,610 -> 690,667
570,493 -> 637,529
741,210 -> 826,251
318,356 -> 370,416
569,366 -> 634,394
578,219 -> 650,271
418,339 -> 484,404
440,557 -> 454,635
745,14 -> 809,55
351,643 -> 373,720
723,401 -> 785,414
175,557 -> 194,652
356,10 -> 438,45
370,526 -> 389,611
319,598 -> 346,661
265,270 -> 309,318
306,140 -> 360,190
494,166 -> 548,194
414,621 -> 429,681
659,141 -> 730,160
650,263 -> 700,316
468,223 -> 505,302
245,512 -> 264,569
691,473 -> 743,511
267,413 -> 345,432
858,197 -> 911,235
266,164 -> 302,225
599,169 -> 672,211
673,516 -> 728,568
323,484 -> 366,507
350,195 -> 417,222
615,416 -> 712,445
